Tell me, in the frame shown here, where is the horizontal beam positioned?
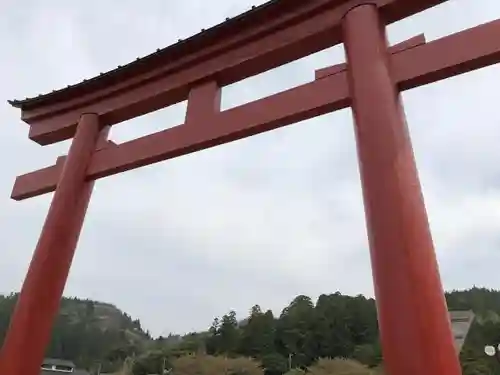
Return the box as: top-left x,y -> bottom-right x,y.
21,0 -> 334,120
393,18 -> 500,90
23,0 -> 447,146
12,72 -> 350,200
315,34 -> 426,80
15,1 -> 322,113
13,17 -> 500,201
25,1 -> 346,145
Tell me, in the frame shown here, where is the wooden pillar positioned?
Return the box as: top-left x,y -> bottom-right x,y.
0,113 -> 106,375
342,4 -> 461,375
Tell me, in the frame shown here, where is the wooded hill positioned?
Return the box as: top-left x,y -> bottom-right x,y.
1,287 -> 500,374
0,294 -> 151,371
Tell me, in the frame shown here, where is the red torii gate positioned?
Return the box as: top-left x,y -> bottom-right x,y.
1,1 -> 499,374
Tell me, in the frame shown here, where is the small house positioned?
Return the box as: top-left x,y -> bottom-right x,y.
41,358 -> 89,375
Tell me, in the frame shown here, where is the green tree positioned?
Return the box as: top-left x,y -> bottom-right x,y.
4,287 -> 500,374
352,342 -> 382,368
207,311 -> 241,356
239,306 -> 276,358
132,349 -> 170,375
276,295 -> 316,368
261,353 -> 288,375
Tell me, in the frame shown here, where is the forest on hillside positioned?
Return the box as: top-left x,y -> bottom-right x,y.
1,288 -> 500,374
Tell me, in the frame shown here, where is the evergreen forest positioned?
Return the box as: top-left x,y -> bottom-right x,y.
1,287 -> 500,374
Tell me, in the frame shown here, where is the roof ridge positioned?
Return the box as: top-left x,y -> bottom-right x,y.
9,0 -> 280,108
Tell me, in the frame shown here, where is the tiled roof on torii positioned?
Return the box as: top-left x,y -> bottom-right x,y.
9,0 -> 289,110
8,0 -> 448,110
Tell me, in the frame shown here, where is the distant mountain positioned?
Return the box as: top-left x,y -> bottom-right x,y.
0,294 -> 151,372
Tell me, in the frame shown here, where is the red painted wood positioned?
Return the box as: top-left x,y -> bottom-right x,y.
5,0 -> 500,374
19,0 -> 335,118
12,18 -> 500,201
0,115 -> 107,375
12,71 -> 350,200
19,0 -> 447,145
25,1 -> 348,145
343,4 -> 460,375
315,33 -> 426,80
394,17 -> 500,90
185,81 -> 221,126
13,0 -> 447,120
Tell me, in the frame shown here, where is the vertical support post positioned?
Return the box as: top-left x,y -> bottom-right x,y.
0,113 -> 107,375
342,5 -> 461,375
185,81 -> 221,126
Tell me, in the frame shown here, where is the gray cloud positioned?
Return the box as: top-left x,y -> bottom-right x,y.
0,0 -> 499,336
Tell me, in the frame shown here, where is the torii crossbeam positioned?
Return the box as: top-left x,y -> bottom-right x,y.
2,1 -> 499,374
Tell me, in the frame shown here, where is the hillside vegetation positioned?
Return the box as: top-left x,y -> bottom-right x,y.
0,294 -> 151,372
1,287 -> 500,374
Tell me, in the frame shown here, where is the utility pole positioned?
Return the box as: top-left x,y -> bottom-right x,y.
161,357 -> 166,374
288,354 -> 292,370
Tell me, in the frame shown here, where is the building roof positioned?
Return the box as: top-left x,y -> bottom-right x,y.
9,0 -> 289,110
41,358 -> 89,375
41,371 -> 89,375
42,358 -> 76,368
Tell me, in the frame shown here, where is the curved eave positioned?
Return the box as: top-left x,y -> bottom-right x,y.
9,0 -> 286,110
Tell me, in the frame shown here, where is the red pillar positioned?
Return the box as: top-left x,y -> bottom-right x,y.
342,5 -> 461,375
0,113 -> 106,375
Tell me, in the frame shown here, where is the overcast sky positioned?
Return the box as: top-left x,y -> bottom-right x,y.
0,0 -> 499,337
